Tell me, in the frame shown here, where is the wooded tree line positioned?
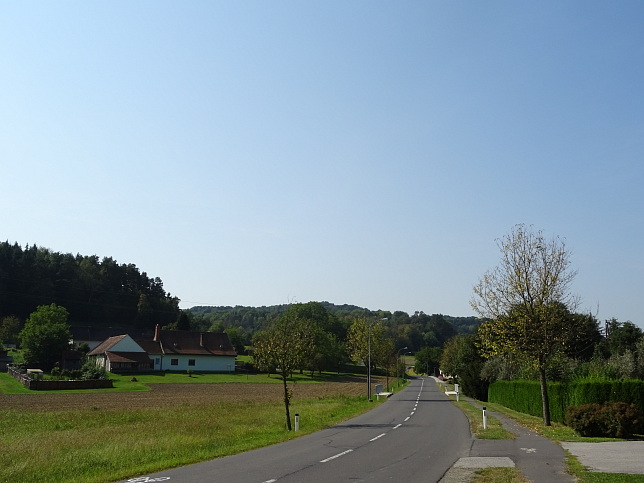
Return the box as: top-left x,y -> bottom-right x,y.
0,242 -> 181,340
246,302 -> 481,430
188,303 -> 478,356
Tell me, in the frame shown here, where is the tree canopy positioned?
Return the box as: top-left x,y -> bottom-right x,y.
346,317 -> 392,370
19,303 -> 72,370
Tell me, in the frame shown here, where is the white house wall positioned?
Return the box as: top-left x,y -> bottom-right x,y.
155,354 -> 235,372
111,336 -> 146,353
93,355 -> 108,371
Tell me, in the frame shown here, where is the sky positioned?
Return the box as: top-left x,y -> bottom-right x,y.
2,2 -> 643,327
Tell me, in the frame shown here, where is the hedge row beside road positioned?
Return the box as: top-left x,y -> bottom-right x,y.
489,379 -> 644,423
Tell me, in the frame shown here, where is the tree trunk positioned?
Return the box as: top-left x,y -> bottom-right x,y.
538,367 -> 551,426
282,374 -> 292,431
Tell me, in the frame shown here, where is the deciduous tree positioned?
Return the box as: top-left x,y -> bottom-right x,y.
346,317 -> 390,370
471,224 -> 578,425
0,315 -> 22,345
604,319 -> 643,356
441,334 -> 489,400
19,303 -> 71,371
252,308 -> 314,430
414,346 -> 442,376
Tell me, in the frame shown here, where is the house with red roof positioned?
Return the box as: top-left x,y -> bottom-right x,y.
88,325 -> 237,373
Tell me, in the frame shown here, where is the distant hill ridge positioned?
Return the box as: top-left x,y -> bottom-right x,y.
188,302 -> 480,337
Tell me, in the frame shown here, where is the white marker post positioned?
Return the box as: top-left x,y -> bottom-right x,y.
482,406 -> 487,430
454,383 -> 460,402
295,413 -> 300,432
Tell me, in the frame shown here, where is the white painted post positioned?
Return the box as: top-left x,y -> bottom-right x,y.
455,383 -> 460,402
295,413 -> 300,432
482,406 -> 487,430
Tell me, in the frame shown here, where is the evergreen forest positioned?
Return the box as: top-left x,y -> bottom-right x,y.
0,241 -> 181,334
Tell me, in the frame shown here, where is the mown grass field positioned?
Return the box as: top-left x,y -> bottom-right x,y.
0,372 -> 386,483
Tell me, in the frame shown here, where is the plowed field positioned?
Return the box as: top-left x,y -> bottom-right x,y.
0,376 -> 387,412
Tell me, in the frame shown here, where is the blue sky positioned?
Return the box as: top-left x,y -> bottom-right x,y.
2,2 -> 643,327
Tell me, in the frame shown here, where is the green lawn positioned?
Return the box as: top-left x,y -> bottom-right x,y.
0,372 -> 33,394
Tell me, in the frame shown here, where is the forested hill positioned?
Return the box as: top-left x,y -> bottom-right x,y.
190,303 -> 478,331
0,241 -> 180,327
189,303 -> 480,352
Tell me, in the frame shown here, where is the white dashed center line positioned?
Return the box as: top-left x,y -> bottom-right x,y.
320,449 -> 353,463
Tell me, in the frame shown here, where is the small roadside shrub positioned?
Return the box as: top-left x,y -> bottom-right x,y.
566,403 -> 602,436
566,402 -> 644,438
80,360 -> 107,380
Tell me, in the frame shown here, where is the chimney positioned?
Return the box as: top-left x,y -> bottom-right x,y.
200,333 -> 204,347
154,324 -> 160,342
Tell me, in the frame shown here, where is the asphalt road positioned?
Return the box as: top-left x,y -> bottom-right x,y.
118,377 -> 472,483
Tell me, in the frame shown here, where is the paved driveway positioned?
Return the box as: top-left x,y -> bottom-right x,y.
561,441 -> 644,474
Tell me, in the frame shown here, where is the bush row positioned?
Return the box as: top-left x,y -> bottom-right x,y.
488,379 -> 644,424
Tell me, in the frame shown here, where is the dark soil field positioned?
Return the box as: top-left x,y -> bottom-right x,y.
0,376 -> 387,412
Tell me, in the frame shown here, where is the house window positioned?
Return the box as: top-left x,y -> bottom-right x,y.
188,359 -> 196,366
170,359 -> 179,366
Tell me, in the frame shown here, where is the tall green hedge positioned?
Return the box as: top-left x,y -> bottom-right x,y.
489,380 -> 644,423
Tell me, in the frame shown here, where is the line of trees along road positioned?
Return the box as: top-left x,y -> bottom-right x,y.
251,302 -> 430,430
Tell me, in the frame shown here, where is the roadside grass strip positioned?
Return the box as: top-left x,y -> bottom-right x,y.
438,385 -> 513,440
472,467 -> 530,483
454,399 -> 514,439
